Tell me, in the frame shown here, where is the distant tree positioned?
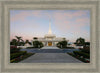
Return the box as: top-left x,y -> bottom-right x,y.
85,42 -> 90,46
33,41 -> 43,48
28,42 -> 32,45
63,38 -> 66,41
20,39 -> 25,46
11,36 -> 27,46
68,43 -> 71,46
15,36 -> 22,46
10,39 -> 18,46
33,37 -> 38,40
61,41 -> 68,48
56,42 -> 61,48
25,40 -> 32,45
56,41 -> 67,48
39,42 -> 44,47
21,39 -> 24,42
76,37 -> 85,46
25,40 -> 29,44
19,41 -> 25,46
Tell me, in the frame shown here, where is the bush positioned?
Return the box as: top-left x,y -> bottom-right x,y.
10,53 -> 34,63
10,59 -> 16,63
66,47 -> 75,49
56,41 -> 67,48
10,45 -> 21,54
73,51 -> 90,59
79,48 -> 90,54
26,47 -> 34,49
10,51 -> 27,60
10,48 -> 21,54
33,41 -> 43,48
10,45 -> 17,49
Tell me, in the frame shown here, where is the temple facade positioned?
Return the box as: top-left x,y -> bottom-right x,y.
32,21 -> 68,46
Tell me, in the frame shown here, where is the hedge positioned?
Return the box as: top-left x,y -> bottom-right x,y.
79,49 -> 90,54
10,53 -> 34,63
10,48 -> 21,54
73,51 -> 90,58
10,51 -> 27,60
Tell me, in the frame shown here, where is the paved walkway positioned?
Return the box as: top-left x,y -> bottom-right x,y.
19,53 -> 82,63
20,46 -> 79,53
41,46 -> 59,49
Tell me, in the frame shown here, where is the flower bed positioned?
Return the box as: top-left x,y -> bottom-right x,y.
10,53 -> 34,63
73,51 -> 90,59
10,46 -> 35,63
10,51 -> 27,60
68,52 -> 90,63
10,45 -> 21,53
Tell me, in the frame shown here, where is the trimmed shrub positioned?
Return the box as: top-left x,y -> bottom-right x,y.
73,51 -> 90,59
79,48 -> 90,54
10,46 -> 21,54
10,59 -> 16,63
10,45 -> 17,49
10,48 -> 21,54
10,51 -> 27,60
33,41 -> 44,48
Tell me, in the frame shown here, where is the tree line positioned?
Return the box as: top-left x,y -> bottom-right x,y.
10,36 -> 90,48
10,36 -> 31,46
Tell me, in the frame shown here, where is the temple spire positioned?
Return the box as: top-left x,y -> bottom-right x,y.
48,19 -> 52,34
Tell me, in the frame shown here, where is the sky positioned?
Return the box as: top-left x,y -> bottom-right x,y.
10,10 -> 90,42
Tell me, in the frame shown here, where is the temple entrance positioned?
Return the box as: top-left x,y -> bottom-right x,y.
48,42 -> 52,46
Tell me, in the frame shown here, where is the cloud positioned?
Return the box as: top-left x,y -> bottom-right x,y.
52,10 -> 90,34
10,11 -> 42,22
11,11 -> 29,22
53,10 -> 89,19
10,10 -> 90,42
32,11 -> 42,17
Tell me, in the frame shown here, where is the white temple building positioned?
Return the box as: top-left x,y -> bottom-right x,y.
32,21 -> 68,46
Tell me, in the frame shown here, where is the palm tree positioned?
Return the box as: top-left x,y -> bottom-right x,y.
20,39 -> 25,46
21,39 -> 24,42
15,36 -> 22,46
25,40 -> 32,45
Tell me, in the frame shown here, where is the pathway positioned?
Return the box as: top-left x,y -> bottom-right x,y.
19,46 -> 82,63
20,46 -> 79,53
19,53 -> 82,63
41,46 -> 59,49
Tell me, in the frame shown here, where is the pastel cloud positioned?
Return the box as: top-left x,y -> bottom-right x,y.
10,10 -> 42,22
50,10 -> 90,42
64,11 -> 88,18
10,10 -> 90,42
52,10 -> 90,33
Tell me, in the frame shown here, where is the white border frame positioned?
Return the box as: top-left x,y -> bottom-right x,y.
0,0 -> 100,73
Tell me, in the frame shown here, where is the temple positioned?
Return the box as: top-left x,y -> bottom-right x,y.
32,21 -> 68,46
